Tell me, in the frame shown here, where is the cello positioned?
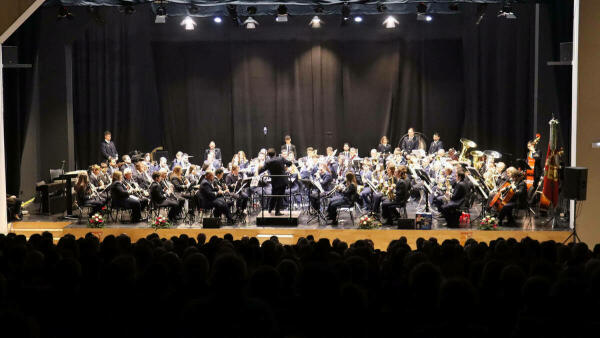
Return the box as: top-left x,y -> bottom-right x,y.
489,180 -> 516,212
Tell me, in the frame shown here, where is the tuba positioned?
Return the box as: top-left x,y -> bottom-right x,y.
470,150 -> 485,171
458,138 -> 477,163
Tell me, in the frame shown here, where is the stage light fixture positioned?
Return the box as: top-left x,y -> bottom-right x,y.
226,5 -> 240,26
276,5 -> 288,23
155,5 -> 167,24
341,2 -> 351,25
354,16 -> 363,23
475,3 -> 487,25
383,15 -> 399,29
416,3 -> 432,22
214,16 -> 223,24
57,6 -> 74,20
377,3 -> 387,13
181,16 -> 196,30
309,16 -> 322,28
498,5 -> 517,19
243,17 -> 259,29
189,5 -> 199,15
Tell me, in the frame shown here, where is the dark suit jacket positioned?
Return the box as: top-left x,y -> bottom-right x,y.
428,141 -> 444,154
225,173 -> 240,191
341,183 -> 358,203
377,143 -> 392,154
448,180 -> 468,208
401,137 -> 419,154
204,148 -> 222,160
89,174 -> 102,188
395,178 -> 410,203
110,181 -> 130,206
319,173 -> 334,191
200,179 -> 219,203
100,141 -> 118,161
259,157 -> 292,188
150,181 -> 166,205
281,143 -> 297,157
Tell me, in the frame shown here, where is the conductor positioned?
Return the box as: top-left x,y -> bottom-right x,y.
259,148 -> 292,215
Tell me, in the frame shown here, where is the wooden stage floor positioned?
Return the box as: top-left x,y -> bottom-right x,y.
10,221 -> 572,250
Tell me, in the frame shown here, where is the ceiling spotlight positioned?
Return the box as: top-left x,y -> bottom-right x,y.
189,5 -> 199,15
57,6 -> 74,20
498,6 -> 517,19
155,5 -> 167,24
383,15 -> 399,29
243,17 -> 259,29
276,5 -> 288,23
309,16 -> 322,28
417,13 -> 432,22
354,16 -> 363,23
181,16 -> 196,30
214,16 -> 222,24
377,3 -> 387,13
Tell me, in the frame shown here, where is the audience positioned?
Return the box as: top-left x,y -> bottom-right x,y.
0,232 -> 598,338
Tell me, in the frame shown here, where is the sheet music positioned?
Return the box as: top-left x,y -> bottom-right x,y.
312,179 -> 324,193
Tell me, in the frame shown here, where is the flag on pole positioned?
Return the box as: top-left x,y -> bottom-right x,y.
541,119 -> 561,207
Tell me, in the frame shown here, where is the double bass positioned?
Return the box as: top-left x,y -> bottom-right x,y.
525,134 -> 541,190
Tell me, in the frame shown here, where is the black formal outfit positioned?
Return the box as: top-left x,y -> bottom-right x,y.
381,178 -> 410,222
498,180 -> 527,227
428,140 -> 444,154
135,170 -> 153,190
225,173 -> 249,212
401,137 -> 419,154
440,180 -> 468,228
124,179 -> 149,211
326,183 -> 358,221
310,172 -> 333,211
75,185 -> 106,217
170,176 -> 197,214
204,148 -> 222,161
377,143 -> 392,155
259,156 -> 292,214
199,179 -> 233,222
110,181 -> 142,222
150,181 -> 181,222
281,143 -> 297,157
100,140 -> 118,162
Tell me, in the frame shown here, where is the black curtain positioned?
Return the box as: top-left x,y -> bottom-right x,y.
3,12 -> 41,195
60,4 -> 537,168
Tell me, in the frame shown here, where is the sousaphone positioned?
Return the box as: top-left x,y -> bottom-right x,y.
458,138 -> 477,163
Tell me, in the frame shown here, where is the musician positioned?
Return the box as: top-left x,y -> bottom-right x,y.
498,171 -> 527,227
172,151 -> 184,169
99,163 -> 112,186
428,132 -> 444,155
204,141 -> 222,161
237,151 -> 249,169
204,151 -> 222,171
108,158 -> 119,176
341,143 -> 351,158
432,166 -> 456,211
74,172 -> 106,216
110,171 -> 142,223
149,171 -> 182,223
381,166 -> 410,224
158,157 -> 170,172
100,130 -> 118,162
372,164 -> 396,215
326,172 -> 358,226
259,148 -> 292,215
439,169 -> 468,228
89,165 -> 104,189
170,166 -> 197,217
123,168 -> 149,211
200,171 -> 234,224
135,162 -> 153,190
377,136 -> 392,155
281,135 -> 297,158
359,162 -> 376,210
143,153 -> 158,173
121,155 -> 136,173
401,128 -> 419,154
310,164 -> 334,212
186,165 -> 201,186
226,165 -> 249,214
526,140 -> 542,189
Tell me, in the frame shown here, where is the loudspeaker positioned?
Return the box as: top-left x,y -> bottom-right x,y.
564,167 -> 587,201
202,218 -> 221,228
2,46 -> 18,65
397,218 -> 416,229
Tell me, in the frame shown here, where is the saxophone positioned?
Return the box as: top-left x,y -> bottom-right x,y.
387,177 -> 396,201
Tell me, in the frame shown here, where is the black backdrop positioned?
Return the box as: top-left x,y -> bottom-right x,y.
68,4 -> 537,167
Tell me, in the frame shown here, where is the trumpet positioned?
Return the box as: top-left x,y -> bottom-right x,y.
89,183 -> 101,199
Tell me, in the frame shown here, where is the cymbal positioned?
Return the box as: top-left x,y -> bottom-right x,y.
484,150 -> 502,159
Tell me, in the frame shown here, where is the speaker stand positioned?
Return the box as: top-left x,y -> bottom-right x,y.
563,220 -> 581,244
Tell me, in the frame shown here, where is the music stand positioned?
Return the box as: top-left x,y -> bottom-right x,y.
302,179 -> 327,224
466,167 -> 491,225
415,168 -> 432,212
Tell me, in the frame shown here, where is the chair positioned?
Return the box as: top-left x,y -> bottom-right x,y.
197,195 -> 215,225
335,194 -> 360,226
